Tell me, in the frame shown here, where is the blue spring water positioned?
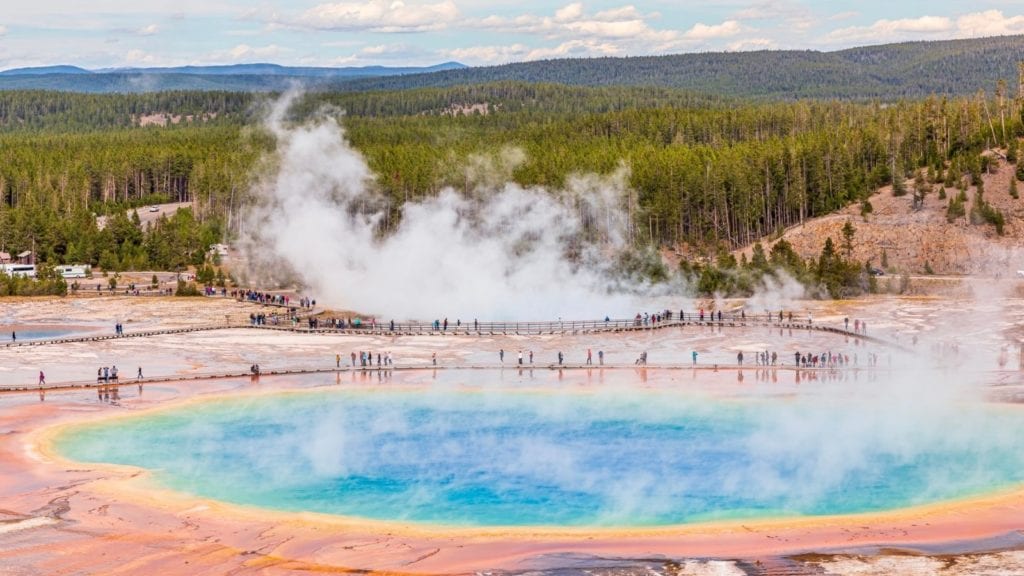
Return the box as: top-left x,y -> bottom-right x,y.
55,387 -> 1024,527
8,328 -> 77,341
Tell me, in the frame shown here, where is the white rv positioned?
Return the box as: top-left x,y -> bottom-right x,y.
58,265 -> 91,279
0,264 -> 36,278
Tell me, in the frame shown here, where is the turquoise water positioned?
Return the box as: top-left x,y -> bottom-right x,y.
55,388 -> 1024,527
8,328 -> 77,341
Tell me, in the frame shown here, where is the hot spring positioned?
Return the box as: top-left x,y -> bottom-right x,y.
54,377 -> 1024,527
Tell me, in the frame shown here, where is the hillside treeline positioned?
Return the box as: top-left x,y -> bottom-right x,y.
0,85 -> 1016,273
335,36 -> 1024,100
3,35 -> 1024,100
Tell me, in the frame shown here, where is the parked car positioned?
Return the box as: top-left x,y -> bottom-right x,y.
149,205 -> 159,212
869,267 -> 885,276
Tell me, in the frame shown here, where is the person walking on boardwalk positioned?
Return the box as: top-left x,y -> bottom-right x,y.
11,331 -> 15,342
737,351 -> 744,365
557,351 -> 564,365
529,350 -> 534,364
598,350 -> 604,365
38,370 -> 45,386
432,352 -> 437,366
499,349 -> 505,363
336,354 -> 340,368
692,350 -> 698,366
586,349 -> 592,365
518,350 -> 523,365
137,366 -> 143,380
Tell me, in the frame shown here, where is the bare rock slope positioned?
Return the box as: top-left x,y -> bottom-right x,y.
749,155 -> 1024,276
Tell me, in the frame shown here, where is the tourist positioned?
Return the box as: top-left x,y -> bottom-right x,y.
692,350 -> 698,366
557,351 -> 564,365
38,370 -> 45,386
431,352 -> 437,366
529,350 -> 534,364
598,350 -> 604,365
586,349 -> 592,365
11,331 -> 15,342
737,351 -> 744,365
336,353 -> 340,368
517,350 -> 523,365
499,349 -> 505,363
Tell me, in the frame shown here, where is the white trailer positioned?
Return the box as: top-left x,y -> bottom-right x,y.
58,264 -> 91,279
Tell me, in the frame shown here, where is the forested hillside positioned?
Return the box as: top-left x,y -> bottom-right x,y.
339,36 -> 1024,100
0,81 -> 1016,283
5,35 -> 1021,99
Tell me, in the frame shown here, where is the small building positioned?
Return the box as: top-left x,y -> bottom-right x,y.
15,251 -> 33,265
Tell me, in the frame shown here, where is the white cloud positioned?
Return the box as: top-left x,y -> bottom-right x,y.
444,39 -> 622,65
828,15 -> 952,42
124,48 -> 159,65
437,4 -> 756,65
554,3 -> 584,22
136,23 -> 159,36
683,20 -> 743,40
826,10 -> 1024,44
207,44 -> 289,62
727,37 -> 776,51
565,18 -> 657,39
470,3 -> 686,49
955,10 -> 1024,38
294,0 -> 459,32
594,6 -> 643,21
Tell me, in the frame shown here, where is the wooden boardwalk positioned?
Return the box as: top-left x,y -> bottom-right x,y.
1,316 -> 894,349
3,363 -> 905,393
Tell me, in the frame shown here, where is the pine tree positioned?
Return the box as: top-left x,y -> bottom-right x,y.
841,220 -> 856,258
892,173 -> 908,197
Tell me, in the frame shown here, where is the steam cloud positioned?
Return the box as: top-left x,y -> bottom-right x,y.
241,92 -> 651,320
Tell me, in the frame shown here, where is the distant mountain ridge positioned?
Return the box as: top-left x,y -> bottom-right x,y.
2,35 -> 1024,99
0,65 -> 92,76
89,62 -> 466,77
0,62 -> 467,94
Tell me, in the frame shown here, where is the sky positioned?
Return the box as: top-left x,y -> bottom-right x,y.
2,1 -> 1024,70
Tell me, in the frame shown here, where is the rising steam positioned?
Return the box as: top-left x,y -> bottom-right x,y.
241,92 -> 650,320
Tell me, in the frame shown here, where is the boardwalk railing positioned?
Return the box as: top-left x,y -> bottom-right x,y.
1,313 -> 893,349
